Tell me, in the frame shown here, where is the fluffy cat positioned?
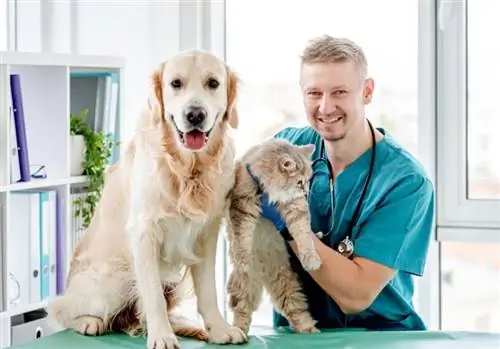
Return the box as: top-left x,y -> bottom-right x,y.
225,138 -> 321,335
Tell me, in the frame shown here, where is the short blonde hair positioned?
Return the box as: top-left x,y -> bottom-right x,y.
300,35 -> 368,78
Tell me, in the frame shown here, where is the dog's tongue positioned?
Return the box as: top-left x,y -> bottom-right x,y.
184,130 -> 206,150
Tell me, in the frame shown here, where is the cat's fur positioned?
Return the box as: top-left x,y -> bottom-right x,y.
225,138 -> 320,334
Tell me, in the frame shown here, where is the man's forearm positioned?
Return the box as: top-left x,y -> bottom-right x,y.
288,234 -> 375,314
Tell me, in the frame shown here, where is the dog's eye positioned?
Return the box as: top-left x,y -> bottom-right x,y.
170,79 -> 182,89
207,78 -> 219,89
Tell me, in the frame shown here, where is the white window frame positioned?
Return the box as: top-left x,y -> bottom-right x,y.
436,0 -> 500,235
2,0 -> 17,51
417,0 -> 441,331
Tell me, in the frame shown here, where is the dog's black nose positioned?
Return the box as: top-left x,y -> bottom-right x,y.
185,107 -> 207,126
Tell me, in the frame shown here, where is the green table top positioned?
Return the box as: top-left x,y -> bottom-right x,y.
9,326 -> 500,349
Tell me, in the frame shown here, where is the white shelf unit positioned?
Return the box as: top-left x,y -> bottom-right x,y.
0,51 -> 125,348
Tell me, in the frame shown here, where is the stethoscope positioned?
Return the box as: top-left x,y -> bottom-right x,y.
311,118 -> 377,259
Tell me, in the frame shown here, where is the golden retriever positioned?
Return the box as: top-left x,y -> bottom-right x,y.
47,50 -> 247,349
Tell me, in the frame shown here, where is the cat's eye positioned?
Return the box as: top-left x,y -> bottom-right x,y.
297,179 -> 305,188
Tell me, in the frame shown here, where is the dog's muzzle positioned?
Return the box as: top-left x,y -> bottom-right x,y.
171,106 -> 215,151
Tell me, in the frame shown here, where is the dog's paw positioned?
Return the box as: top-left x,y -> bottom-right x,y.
299,250 -> 322,271
73,315 -> 105,336
147,332 -> 180,349
207,324 -> 248,344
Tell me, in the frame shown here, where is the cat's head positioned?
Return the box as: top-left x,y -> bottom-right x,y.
250,139 -> 315,204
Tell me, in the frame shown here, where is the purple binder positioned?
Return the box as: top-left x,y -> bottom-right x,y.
10,74 -> 31,182
56,192 -> 64,294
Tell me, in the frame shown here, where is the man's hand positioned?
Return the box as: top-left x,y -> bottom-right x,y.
259,192 -> 286,232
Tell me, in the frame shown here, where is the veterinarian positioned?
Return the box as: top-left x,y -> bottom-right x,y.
257,35 -> 435,331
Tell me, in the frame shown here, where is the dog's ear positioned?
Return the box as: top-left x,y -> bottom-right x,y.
226,69 -> 239,129
147,62 -> 165,123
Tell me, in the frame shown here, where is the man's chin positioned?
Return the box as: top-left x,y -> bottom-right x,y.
318,129 -> 347,142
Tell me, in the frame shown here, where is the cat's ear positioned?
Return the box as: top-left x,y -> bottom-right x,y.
279,155 -> 297,173
297,144 -> 315,158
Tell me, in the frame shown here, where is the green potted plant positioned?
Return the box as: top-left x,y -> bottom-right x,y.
70,108 -> 118,229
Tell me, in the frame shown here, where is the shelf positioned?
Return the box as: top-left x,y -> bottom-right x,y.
6,299 -> 49,317
0,176 -> 88,192
0,51 -> 125,69
0,50 -> 124,348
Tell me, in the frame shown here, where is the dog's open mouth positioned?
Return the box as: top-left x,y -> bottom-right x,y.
178,129 -> 210,150
170,114 -> 214,151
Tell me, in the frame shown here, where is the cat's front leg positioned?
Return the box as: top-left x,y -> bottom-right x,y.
279,200 -> 322,271
294,235 -> 322,271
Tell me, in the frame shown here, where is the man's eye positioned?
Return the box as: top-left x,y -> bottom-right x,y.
308,91 -> 322,97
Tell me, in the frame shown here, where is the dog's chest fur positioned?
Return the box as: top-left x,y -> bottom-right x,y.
151,160 -> 233,281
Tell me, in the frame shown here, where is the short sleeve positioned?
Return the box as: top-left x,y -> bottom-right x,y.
273,127 -> 298,140
353,174 -> 435,277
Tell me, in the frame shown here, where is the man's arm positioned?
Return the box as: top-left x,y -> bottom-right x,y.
288,235 -> 396,314
288,175 -> 435,315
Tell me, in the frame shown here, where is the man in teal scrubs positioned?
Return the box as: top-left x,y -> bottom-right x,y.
257,35 -> 435,331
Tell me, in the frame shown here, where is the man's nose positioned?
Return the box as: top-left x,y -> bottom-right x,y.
318,96 -> 336,114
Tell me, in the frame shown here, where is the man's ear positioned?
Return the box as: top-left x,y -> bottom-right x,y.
148,62 -> 165,123
363,77 -> 375,104
226,69 -> 239,129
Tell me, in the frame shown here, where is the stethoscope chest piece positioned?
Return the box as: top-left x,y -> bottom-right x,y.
337,236 -> 354,258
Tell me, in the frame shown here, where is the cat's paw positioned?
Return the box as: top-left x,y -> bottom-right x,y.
295,325 -> 320,334
290,315 -> 320,334
299,250 -> 322,271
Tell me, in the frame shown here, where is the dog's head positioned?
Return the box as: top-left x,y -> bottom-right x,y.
148,50 -> 239,153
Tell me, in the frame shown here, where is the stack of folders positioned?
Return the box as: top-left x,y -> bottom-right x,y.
6,190 -> 63,311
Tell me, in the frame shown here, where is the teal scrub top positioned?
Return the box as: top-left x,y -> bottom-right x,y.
271,125 -> 435,331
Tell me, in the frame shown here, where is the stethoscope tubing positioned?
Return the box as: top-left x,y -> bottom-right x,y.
309,119 -> 377,250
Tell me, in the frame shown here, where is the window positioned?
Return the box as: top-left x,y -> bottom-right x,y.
225,0 -> 420,326
441,242 -> 500,332
436,0 -> 500,332
0,0 -> 7,50
437,0 -> 500,229
466,0 -> 500,200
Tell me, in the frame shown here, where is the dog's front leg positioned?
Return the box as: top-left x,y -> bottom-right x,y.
191,218 -> 248,344
129,218 -> 180,349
